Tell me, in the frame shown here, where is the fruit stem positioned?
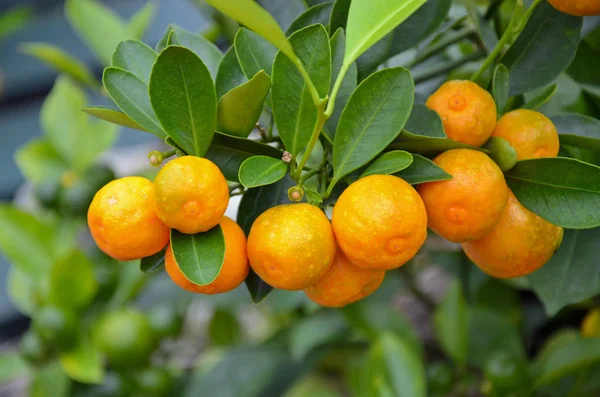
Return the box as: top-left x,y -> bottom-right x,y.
324,62 -> 350,119
323,178 -> 338,200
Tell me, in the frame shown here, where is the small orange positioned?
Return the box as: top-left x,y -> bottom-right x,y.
492,109 -> 559,160
548,0 -> 600,16
154,156 -> 229,234
418,149 -> 508,243
305,248 -> 385,308
462,190 -> 563,278
165,216 -> 249,294
426,80 -> 497,146
581,309 -> 600,337
88,177 -> 169,261
247,204 -> 335,290
332,175 -> 427,270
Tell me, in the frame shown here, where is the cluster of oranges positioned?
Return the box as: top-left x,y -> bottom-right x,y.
88,78 -> 564,308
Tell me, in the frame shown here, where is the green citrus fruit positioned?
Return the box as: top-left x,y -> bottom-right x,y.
133,367 -> 173,397
147,305 -> 182,339
58,165 -> 115,216
484,351 -> 529,392
19,330 -> 52,365
33,306 -> 78,351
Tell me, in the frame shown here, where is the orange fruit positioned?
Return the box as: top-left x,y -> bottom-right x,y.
581,309 -> 600,337
332,175 -> 427,270
165,216 -> 249,294
426,80 -> 497,146
462,190 -> 563,278
88,177 -> 169,261
492,109 -> 560,160
548,0 -> 600,16
418,149 -> 508,243
154,156 -> 229,234
305,248 -> 385,308
247,203 -> 335,290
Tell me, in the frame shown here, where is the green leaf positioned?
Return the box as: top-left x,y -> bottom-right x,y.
403,104 -> 446,138
204,0 -> 297,62
355,33 -> 393,81
388,0 -> 452,56
344,0 -> 426,65
49,251 -> 97,310
239,156 -> 288,188
0,205 -> 55,277
527,228 -> 600,316
217,70 -> 271,137
361,151 -> 413,178
30,363 -> 70,397
20,42 -> 98,88
468,308 -> 526,368
501,2 -> 582,95
0,353 -> 29,385
149,46 -> 217,156
377,333 -> 427,397
289,311 -> 346,360
272,24 -> 331,157
329,0 -> 351,34
286,2 -> 333,35
170,25 -> 223,78
140,247 -> 166,273
390,134 -> 487,154
325,29 -> 357,140
205,132 -> 282,182
170,226 -> 226,286
506,158 -> 600,229
393,153 -> 452,185
483,137 -> 518,172
209,308 -> 241,346
111,39 -> 157,84
155,24 -> 174,53
235,28 -> 278,79
65,0 -> 128,65
59,330 -> 104,384
0,6 -> 33,41
305,189 -> 323,205
42,76 -> 118,171
461,0 -> 498,53
522,84 -> 558,110
257,0 -> 307,32
535,335 -> 600,387
216,46 -> 247,99
103,67 -> 166,138
433,281 -> 468,366
492,64 -> 510,116
8,267 -> 36,315
553,113 -> 600,152
15,138 -> 69,184
80,106 -> 146,131
126,1 -> 156,39
333,67 -> 414,180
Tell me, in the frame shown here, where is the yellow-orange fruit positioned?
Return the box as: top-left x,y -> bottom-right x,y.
154,156 -> 229,234
247,204 -> 335,290
492,109 -> 560,160
581,309 -> 600,337
426,80 -> 497,146
417,149 -> 508,243
165,216 -> 249,294
88,177 -> 169,261
462,190 -> 563,278
332,175 -> 428,270
548,0 -> 600,16
305,249 -> 385,308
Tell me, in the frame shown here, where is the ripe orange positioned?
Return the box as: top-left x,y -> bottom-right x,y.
492,109 -> 559,160
332,175 -> 427,270
548,0 -> 600,16
88,177 -> 169,261
426,80 -> 497,146
581,309 -> 600,337
154,156 -> 229,234
305,248 -> 385,308
247,203 -> 335,290
165,216 -> 249,294
462,190 -> 563,278
418,149 -> 508,243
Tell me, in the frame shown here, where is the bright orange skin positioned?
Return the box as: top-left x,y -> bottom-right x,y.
88,177 -> 169,261
548,0 -> 600,16
492,109 -> 560,160
247,204 -> 335,290
463,190 -> 563,278
332,175 -> 428,270
154,156 -> 229,234
426,80 -> 497,146
165,216 -> 249,294
305,249 -> 385,308
418,149 -> 508,243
